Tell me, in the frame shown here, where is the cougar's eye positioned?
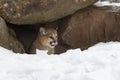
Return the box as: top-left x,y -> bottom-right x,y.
50,36 -> 52,39
49,36 -> 53,39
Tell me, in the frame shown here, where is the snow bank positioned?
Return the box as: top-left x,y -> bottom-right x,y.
0,42 -> 120,80
95,1 -> 120,7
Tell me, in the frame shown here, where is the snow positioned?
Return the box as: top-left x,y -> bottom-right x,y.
0,42 -> 120,80
95,1 -> 120,7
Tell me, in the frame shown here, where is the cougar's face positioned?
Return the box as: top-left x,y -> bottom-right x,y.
47,31 -> 58,48
40,27 -> 58,48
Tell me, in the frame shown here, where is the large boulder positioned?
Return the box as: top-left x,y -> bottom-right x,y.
0,0 -> 98,24
0,17 -> 25,53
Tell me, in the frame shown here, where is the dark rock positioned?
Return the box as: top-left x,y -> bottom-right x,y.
59,6 -> 120,50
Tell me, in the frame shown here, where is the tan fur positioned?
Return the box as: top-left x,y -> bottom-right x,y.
30,27 -> 58,55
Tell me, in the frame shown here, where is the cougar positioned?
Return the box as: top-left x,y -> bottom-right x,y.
30,27 -> 58,55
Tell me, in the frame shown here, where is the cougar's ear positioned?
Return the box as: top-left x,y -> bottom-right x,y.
39,27 -> 46,35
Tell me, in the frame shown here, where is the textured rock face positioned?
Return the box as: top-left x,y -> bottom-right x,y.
61,7 -> 106,49
0,17 -> 25,53
55,6 -> 120,51
0,0 -> 98,24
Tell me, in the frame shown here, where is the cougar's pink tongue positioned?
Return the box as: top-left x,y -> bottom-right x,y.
54,41 -> 58,46
52,41 -> 58,46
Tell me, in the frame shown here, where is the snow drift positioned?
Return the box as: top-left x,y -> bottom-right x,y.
0,42 -> 120,80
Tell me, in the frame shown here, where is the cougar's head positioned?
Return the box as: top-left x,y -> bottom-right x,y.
39,27 -> 58,48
